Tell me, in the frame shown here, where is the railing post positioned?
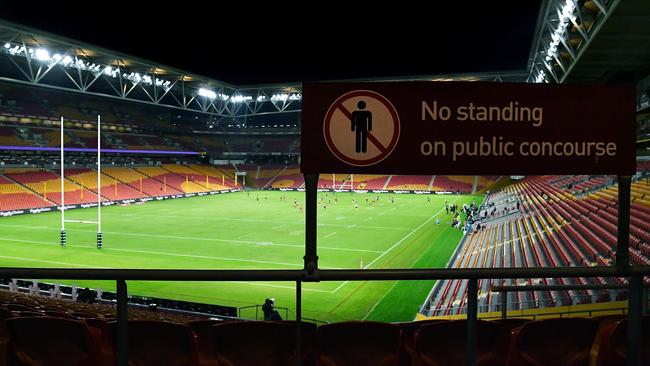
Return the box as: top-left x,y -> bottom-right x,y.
467,278 -> 478,366
116,279 -> 128,366
304,173 -> 319,279
296,280 -> 302,366
616,176 -> 631,268
627,276 -> 642,366
501,290 -> 507,320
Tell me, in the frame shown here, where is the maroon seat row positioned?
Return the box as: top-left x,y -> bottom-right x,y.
0,315 -> 647,366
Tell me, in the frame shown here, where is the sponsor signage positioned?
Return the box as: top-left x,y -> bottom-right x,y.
301,82 -> 635,175
0,189 -> 239,217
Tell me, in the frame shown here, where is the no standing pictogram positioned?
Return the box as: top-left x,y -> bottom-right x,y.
323,90 -> 400,166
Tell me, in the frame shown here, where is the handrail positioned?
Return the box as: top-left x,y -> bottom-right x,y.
1,266 -> 649,281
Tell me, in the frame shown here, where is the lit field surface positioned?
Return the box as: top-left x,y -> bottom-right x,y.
0,191 -> 482,322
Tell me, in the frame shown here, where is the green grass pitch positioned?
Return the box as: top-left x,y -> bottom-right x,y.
0,191 -> 482,322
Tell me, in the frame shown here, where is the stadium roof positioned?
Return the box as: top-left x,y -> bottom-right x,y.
564,0 -> 650,83
1,1 -> 648,119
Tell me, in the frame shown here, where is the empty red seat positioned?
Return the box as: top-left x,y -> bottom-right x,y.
415,319 -> 501,366
396,320 -> 446,366
317,321 -> 401,366
0,307 -> 14,366
590,317 -> 650,366
492,318 -> 529,365
6,316 -> 97,366
109,320 -> 198,366
507,318 -> 598,366
211,320 -> 316,366
187,319 -> 224,366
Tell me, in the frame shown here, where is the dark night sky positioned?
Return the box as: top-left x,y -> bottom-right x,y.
0,2 -> 541,85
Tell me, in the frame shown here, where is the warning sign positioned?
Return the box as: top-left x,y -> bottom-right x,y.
301,82 -> 636,175
323,90 -> 400,166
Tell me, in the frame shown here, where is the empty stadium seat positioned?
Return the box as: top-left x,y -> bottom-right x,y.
187,319 -> 223,366
210,320 -> 316,366
6,316 -> 98,366
108,320 -> 198,366
415,320 -> 501,366
507,318 -> 598,366
492,318 -> 529,365
590,316 -> 650,366
317,321 -> 401,366
0,307 -> 13,366
396,320 -> 446,366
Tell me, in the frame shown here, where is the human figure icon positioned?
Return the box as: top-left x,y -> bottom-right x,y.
351,100 -> 372,153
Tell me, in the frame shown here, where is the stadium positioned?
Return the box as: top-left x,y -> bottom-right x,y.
0,1 -> 648,365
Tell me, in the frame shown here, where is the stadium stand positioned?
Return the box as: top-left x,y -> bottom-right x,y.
431,176 -> 473,193
2,168 -> 99,205
0,174 -> 52,210
134,166 -> 204,194
426,174 -> 650,316
187,164 -> 236,189
270,166 -> 304,189
65,168 -> 148,201
352,174 -> 390,190
0,287 -> 649,365
317,174 -> 349,190
385,175 -> 432,191
102,167 -> 179,197
254,165 -> 287,189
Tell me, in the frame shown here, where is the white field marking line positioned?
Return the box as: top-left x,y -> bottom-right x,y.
332,196 -> 461,294
362,281 -> 399,320
346,224 -> 357,229
0,254 -> 108,268
324,232 -> 337,239
237,232 -> 256,239
64,220 -> 99,224
101,212 -> 410,230
272,224 -> 286,229
227,281 -> 333,293
0,253 -> 333,293
0,236 -> 347,269
0,225 -> 378,254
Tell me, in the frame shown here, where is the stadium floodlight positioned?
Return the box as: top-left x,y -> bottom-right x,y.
61,55 -> 73,66
230,95 -> 252,103
257,95 -> 266,102
271,93 -> 302,102
199,88 -> 217,99
271,93 -> 288,101
544,0 -> 576,62
3,43 -> 9,49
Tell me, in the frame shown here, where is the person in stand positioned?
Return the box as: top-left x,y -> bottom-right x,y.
262,298 -> 282,321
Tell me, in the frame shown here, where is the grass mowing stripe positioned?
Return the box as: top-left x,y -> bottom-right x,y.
328,197 -> 463,314
0,223 -> 380,254
0,237 -> 310,268
0,255 -> 108,268
102,212 -> 413,230
363,197 -> 460,269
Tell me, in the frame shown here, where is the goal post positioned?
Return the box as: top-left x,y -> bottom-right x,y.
59,115 -> 104,248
